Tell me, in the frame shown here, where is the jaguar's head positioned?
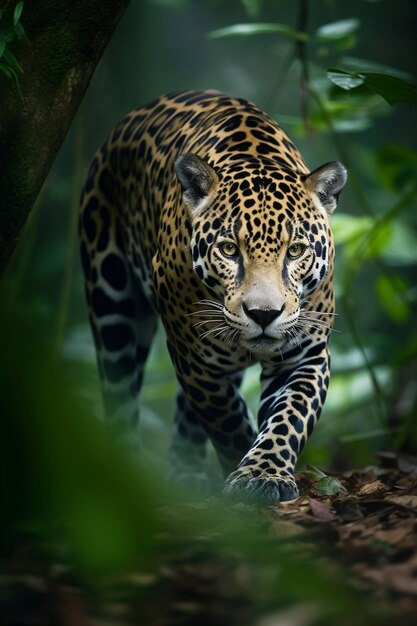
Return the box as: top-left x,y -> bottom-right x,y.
175,153 -> 347,355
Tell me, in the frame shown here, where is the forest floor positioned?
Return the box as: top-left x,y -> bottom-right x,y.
2,452 -> 417,626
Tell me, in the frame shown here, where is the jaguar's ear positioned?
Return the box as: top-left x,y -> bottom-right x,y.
174,153 -> 219,216
304,162 -> 347,215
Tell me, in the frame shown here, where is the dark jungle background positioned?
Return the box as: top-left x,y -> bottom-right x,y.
1,0 -> 416,624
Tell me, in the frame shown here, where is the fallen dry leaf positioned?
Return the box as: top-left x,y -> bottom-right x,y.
385,494 -> 417,510
357,479 -> 387,497
308,498 -> 335,521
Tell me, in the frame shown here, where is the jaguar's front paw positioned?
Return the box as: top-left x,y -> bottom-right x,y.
223,468 -> 299,504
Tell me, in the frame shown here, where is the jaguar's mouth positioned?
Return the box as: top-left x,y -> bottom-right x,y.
253,332 -> 276,342
243,332 -> 284,353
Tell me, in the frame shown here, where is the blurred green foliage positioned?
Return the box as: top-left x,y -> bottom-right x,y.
1,0 -> 416,621
0,1 -> 28,94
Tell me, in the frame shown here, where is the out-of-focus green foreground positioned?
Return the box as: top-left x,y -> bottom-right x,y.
0,312 -> 385,625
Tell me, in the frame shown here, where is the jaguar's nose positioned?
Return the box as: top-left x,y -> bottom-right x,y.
242,303 -> 285,330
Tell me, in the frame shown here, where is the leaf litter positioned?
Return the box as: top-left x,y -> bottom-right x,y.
1,452 -> 416,625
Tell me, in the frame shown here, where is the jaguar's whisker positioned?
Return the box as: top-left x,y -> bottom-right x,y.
302,322 -> 339,334
298,316 -> 335,331
192,319 -> 223,329
199,325 -> 230,340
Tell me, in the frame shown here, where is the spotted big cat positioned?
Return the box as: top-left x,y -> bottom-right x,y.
80,90 -> 347,502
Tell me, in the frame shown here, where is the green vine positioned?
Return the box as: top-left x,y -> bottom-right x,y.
0,2 -> 29,95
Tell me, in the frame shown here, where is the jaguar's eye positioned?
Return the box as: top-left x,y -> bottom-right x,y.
287,243 -> 306,259
219,242 -> 240,258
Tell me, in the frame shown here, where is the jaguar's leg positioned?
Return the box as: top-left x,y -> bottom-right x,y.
212,371 -> 252,474
169,372 -> 245,477
168,351 -> 257,481
224,339 -> 331,503
168,389 -> 210,491
100,288 -> 157,441
80,196 -> 157,452
168,373 -> 247,492
89,277 -> 157,450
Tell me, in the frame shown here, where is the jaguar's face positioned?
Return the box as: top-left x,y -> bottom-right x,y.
190,188 -> 330,353
209,226 -> 323,353
175,154 -> 346,355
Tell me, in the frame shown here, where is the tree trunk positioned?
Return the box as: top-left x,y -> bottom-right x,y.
0,0 -> 131,277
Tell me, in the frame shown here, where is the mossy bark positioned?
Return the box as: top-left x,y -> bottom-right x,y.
0,0 -> 131,277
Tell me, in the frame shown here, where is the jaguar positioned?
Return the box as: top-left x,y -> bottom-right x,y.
79,90 -> 347,503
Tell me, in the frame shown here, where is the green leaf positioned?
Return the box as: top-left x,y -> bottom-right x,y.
327,68 -> 417,105
331,214 -> 373,246
14,20 -> 28,41
376,275 -> 410,324
316,18 -> 360,41
341,56 -> 412,81
362,221 -> 392,259
332,213 -> 393,262
312,476 -> 345,496
208,22 -> 303,40
327,69 -> 364,91
3,46 -> 23,73
383,220 -> 417,265
0,60 -> 13,78
363,72 -> 417,105
331,117 -> 372,133
13,1 -> 24,27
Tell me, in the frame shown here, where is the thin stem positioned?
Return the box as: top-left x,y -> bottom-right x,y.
265,0 -> 310,116
264,44 -> 295,112
295,0 -> 310,127
308,86 -> 375,217
341,293 -> 387,420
